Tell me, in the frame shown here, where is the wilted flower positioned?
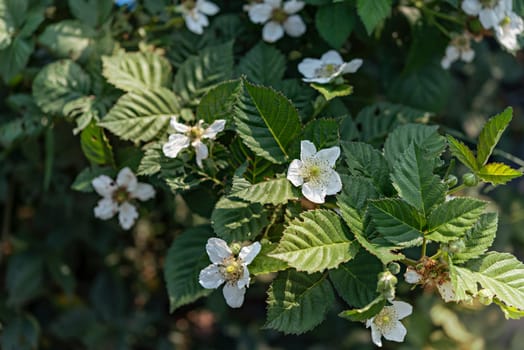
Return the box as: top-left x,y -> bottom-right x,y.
441,33 -> 475,69
437,280 -> 457,302
176,0 -> 219,35
366,300 -> 413,347
199,238 -> 261,308
298,50 -> 363,84
462,0 -> 509,29
404,267 -> 423,284
92,167 -> 155,230
495,12 -> 524,50
163,118 -> 226,168
247,0 -> 306,43
287,140 -> 342,204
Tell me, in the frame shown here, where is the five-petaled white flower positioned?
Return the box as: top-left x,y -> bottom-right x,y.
176,0 -> 219,35
287,140 -> 342,204
298,50 -> 363,84
162,118 -> 226,168
92,167 -> 155,230
462,0 -> 509,29
248,0 -> 306,43
441,33 -> 475,69
366,300 -> 413,348
199,238 -> 261,308
495,12 -> 524,50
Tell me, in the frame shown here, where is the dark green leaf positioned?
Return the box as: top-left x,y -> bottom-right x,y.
357,0 -> 392,35
316,2 -> 355,48
236,42 -> 286,84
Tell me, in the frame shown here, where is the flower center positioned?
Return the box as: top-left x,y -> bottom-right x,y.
183,0 -> 196,10
479,0 -> 498,8
272,8 -> 288,23
500,15 -> 511,26
220,256 -> 244,282
373,306 -> 397,333
302,158 -> 329,184
112,187 -> 131,204
314,63 -> 341,78
189,125 -> 204,141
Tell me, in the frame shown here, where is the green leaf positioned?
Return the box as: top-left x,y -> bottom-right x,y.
233,80 -> 302,164
236,42 -> 286,85
98,87 -> 180,142
476,162 -> 522,185
302,118 -> 340,149
164,226 -> 214,311
80,123 -> 114,166
232,178 -> 297,205
32,59 -> 91,115
452,213 -> 498,264
137,144 -> 184,176
68,0 -> 112,28
211,196 -> 269,242
426,198 -> 487,242
339,296 -> 386,322
102,51 -> 173,93
357,0 -> 392,35
0,314 -> 40,350
316,2 -> 355,48
451,252 -> 524,311
38,20 -> 95,61
391,144 -> 446,216
310,83 -> 353,101
0,37 -> 33,83
265,270 -> 335,334
270,209 -> 359,273
447,135 -> 479,171
173,41 -> 234,106
249,240 -> 288,275
6,252 -> 44,307
329,251 -> 382,308
477,107 -> 513,167
368,199 -> 424,247
196,79 -> 242,123
71,166 -> 113,192
338,175 -> 379,212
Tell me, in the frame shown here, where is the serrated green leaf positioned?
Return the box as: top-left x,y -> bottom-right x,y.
329,251 -> 382,308
265,270 -> 335,334
302,118 -> 340,150
316,2 -> 355,48
233,80 -> 302,164
426,198 -> 487,242
477,108 -> 513,167
0,36 -> 33,83
71,166 -> 113,192
173,41 -> 234,106
391,143 -> 446,216
80,123 -> 114,166
232,178 -> 297,205
357,0 -> 392,35
68,0 -> 112,28
476,162 -> 522,185
102,52 -> 173,93
447,135 -> 478,171
164,226 -> 214,311
211,196 -> 269,242
98,87 -> 180,142
369,199 -> 424,247
452,213 -> 498,264
137,144 -> 184,176
338,175 -> 379,212
339,296 -> 386,322
196,79 -> 242,123
310,83 -> 353,101
38,20 -> 95,61
271,209 -> 358,273
236,42 -> 286,85
249,240 -> 288,275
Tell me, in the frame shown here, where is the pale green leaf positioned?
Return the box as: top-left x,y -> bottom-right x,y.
137,144 -> 184,176
357,0 -> 392,34
310,83 -> 353,101
339,296 -> 386,322
232,178 -> 297,205
476,162 -> 522,185
447,135 -> 478,171
80,123 -> 114,166
249,240 -> 288,275
236,42 -> 286,84
477,107 -> 513,167
452,213 -> 498,264
38,20 -> 95,61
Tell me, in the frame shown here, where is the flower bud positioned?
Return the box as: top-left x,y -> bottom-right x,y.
477,289 -> 494,306
230,243 -> 242,255
445,174 -> 458,187
462,173 -> 479,186
377,271 -> 398,300
448,239 -> 466,253
388,262 -> 401,275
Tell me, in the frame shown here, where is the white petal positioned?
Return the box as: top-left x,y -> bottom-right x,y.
118,202 -> 138,230
404,269 -> 422,284
222,283 -> 246,308
370,323 -> 383,347
170,118 -> 190,133
197,0 -> 219,15
320,50 -> 344,65
287,159 -> 304,187
342,58 -> 363,73
262,21 -> 285,42
116,167 -> 138,192
283,0 -> 305,14
302,181 -> 326,204
185,12 -> 208,34
239,241 -> 261,264
325,170 -> 342,196
441,56 -> 453,69
202,119 -> 226,139
392,301 -> 413,319
461,0 -> 481,15
382,321 -> 407,342
445,45 -> 460,61
283,15 -> 306,37
266,0 -> 282,8
249,3 -> 273,23
437,281 -> 456,302
479,8 -> 499,29
461,48 -> 475,62
300,140 -> 317,160
199,264 -> 225,289
92,175 -> 116,197
206,237 -> 232,264
302,76 -> 333,84
297,58 -> 322,78
237,265 -> 251,289
131,183 -> 155,201
193,140 -> 209,168
94,198 -> 118,220
315,146 -> 340,167
162,134 -> 190,158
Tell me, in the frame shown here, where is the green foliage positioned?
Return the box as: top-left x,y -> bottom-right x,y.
0,314 -> 40,350
357,0 -> 392,35
231,178 -> 297,205
302,118 -> 340,149
71,166 -> 113,192
38,20 -> 95,61
236,43 -> 286,85
310,83 -> 353,101
452,213 -> 498,264
80,123 -> 114,166
316,1 -> 355,48
196,79 -> 242,123
447,135 -> 479,171
249,240 -> 288,275
67,0 -> 112,28
476,163 -> 522,185
476,108 -> 512,167
339,297 -> 386,322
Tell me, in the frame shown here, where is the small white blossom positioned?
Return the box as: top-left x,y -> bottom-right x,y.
441,33 -> 475,69
247,0 -> 306,43
298,50 -> 363,84
366,300 -> 413,347
176,0 -> 219,35
199,238 -> 261,308
92,167 -> 155,230
162,118 -> 226,168
404,267 -> 422,284
287,140 -> 342,204
462,0 -> 509,29
495,12 -> 524,50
